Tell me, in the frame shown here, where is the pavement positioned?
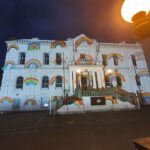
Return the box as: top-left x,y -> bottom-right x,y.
0,106 -> 150,150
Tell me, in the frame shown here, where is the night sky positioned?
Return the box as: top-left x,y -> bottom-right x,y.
0,0 -> 136,68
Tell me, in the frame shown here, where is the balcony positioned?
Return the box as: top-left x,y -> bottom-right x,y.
69,61 -> 101,66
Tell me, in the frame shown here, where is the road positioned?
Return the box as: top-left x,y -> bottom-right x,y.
0,106 -> 150,150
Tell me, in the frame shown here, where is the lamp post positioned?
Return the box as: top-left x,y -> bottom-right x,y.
121,0 -> 150,71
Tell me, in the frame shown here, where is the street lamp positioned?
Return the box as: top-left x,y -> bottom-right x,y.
121,0 -> 150,71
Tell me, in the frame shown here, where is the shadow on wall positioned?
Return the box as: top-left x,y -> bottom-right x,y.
0,69 -> 3,87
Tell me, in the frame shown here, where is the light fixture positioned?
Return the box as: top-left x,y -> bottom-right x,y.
121,0 -> 150,23
76,69 -> 81,73
107,69 -> 112,74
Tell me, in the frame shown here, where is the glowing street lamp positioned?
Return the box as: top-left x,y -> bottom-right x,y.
121,0 -> 150,23
121,0 -> 150,71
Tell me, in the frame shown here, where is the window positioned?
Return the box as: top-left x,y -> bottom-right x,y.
131,55 -> 137,66
80,54 -> 85,60
42,76 -> 49,88
19,52 -> 26,65
113,55 -> 118,66
135,75 -> 141,86
43,53 -> 49,65
102,55 -> 107,66
105,76 -> 111,87
56,53 -> 62,65
16,76 -> 23,89
116,76 -> 122,87
56,76 -> 62,87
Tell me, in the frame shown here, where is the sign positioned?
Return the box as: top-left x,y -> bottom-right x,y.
91,97 -> 106,105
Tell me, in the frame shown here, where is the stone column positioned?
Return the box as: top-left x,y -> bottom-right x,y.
97,70 -> 102,88
69,70 -> 73,95
92,71 -> 96,89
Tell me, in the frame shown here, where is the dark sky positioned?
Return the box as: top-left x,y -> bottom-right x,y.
0,0 -> 136,68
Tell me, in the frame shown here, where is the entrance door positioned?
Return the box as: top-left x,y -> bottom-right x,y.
81,76 -> 87,90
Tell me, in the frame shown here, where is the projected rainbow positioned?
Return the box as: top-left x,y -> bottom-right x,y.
51,41 -> 67,48
138,71 -> 149,77
74,99 -> 84,107
7,45 -> 19,51
24,77 -> 39,86
24,59 -> 41,68
75,36 -> 93,48
76,54 -> 94,62
0,97 -> 13,103
49,76 -> 67,85
107,53 -> 124,60
28,42 -> 40,50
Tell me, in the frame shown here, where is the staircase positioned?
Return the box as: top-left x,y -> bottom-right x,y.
77,87 -> 136,104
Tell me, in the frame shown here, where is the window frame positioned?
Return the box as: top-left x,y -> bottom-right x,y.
19,52 -> 26,65
16,76 -> 24,89
56,76 -> 62,87
43,53 -> 49,65
42,76 -> 49,89
56,53 -> 62,65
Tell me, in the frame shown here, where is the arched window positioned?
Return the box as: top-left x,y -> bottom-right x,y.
135,75 -> 141,86
56,76 -> 62,87
116,76 -> 122,87
16,76 -> 24,89
42,76 -> 49,88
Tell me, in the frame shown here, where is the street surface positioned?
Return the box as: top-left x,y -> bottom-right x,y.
0,106 -> 150,150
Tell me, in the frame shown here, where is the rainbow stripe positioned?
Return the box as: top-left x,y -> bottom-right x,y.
142,93 -> 150,97
49,77 -> 56,85
28,42 -> 40,50
49,76 -> 67,85
24,59 -> 41,68
51,41 -> 67,48
24,77 -> 39,86
0,97 -> 13,103
75,36 -> 93,48
74,100 -> 84,107
107,53 -> 124,60
7,45 -> 19,51
106,72 -> 125,82
137,71 -> 149,77
76,54 -> 94,62
5,61 -> 16,67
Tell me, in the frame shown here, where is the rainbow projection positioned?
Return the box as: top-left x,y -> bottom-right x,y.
24,77 -> 39,86
51,41 -> 67,48
137,71 -> 149,77
7,45 -> 19,51
75,36 -> 94,49
0,97 -> 13,103
24,59 -> 41,68
28,42 -> 40,50
49,76 -> 67,85
63,97 -> 84,107
142,93 -> 150,103
76,54 -> 94,63
107,53 -> 124,60
106,72 -> 125,82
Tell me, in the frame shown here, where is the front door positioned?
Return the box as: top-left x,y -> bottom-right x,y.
81,76 -> 87,90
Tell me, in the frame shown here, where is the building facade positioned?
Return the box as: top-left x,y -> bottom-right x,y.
0,34 -> 150,112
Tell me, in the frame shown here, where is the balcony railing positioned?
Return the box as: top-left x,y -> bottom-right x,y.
69,61 -> 101,66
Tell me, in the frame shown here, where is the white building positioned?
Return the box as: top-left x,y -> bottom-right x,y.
0,34 -> 150,113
